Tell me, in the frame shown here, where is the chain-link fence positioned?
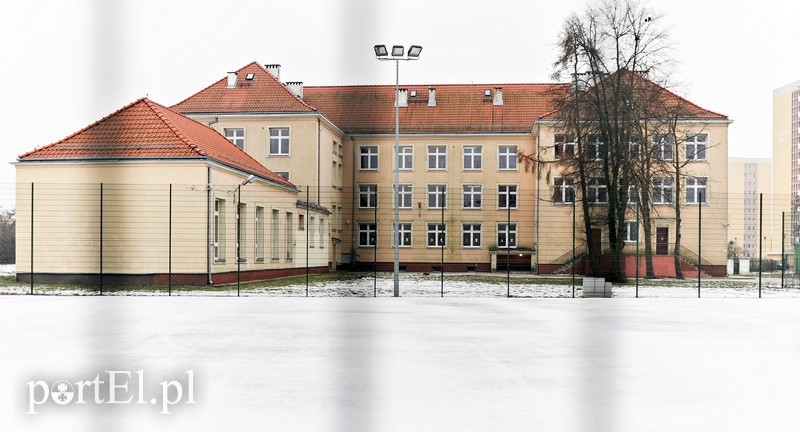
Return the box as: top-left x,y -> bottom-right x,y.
0,182 -> 796,297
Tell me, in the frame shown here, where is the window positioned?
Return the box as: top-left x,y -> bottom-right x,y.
654,135 -> 673,161
298,214 -> 305,231
275,171 -> 290,181
685,134 -> 707,161
462,223 -> 482,248
271,209 -> 280,260
629,138 -> 640,159
359,184 -> 378,208
398,146 -> 413,170
237,203 -> 247,261
224,128 -> 245,149
498,223 -> 517,249
463,185 -> 483,209
394,185 -> 413,209
553,178 -> 575,203
309,216 -> 315,248
625,221 -> 638,242
427,223 -> 446,247
332,140 -> 338,155
213,198 -> 226,261
628,185 -> 639,204
463,146 -> 483,170
428,146 -> 447,170
498,145 -> 518,170
554,135 -> 575,160
360,146 -> 379,170
588,136 -> 604,160
686,177 -> 708,204
393,222 -> 412,247
498,185 -> 518,209
319,218 -> 325,248
255,206 -> 265,260
359,223 -> 377,247
285,212 -> 294,260
587,178 -> 608,204
428,185 -> 447,209
653,178 -> 674,204
269,127 -> 290,155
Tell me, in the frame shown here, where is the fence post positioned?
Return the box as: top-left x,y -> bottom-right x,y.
572,199 -> 575,298
759,193 -> 763,298
781,211 -> 785,288
506,196 -> 510,298
441,192 -> 445,298
306,186 -> 310,297
169,184 -> 172,296
697,193 -> 701,299
100,183 -> 104,295
636,198 -> 639,298
236,186 -> 241,297
30,182 -> 34,295
373,189 -> 377,298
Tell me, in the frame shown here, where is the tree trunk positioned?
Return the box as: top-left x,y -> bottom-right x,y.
673,168 -> 684,279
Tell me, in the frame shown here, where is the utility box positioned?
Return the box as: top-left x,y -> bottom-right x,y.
582,277 -> 611,298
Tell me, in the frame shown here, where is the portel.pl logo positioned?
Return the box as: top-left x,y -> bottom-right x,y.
27,370 -> 195,414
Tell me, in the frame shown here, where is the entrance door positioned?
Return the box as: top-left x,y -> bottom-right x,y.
656,227 -> 669,255
590,228 -> 602,256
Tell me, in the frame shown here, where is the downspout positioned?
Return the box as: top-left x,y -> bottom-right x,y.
535,125 -> 541,274
207,166 -> 212,284
317,118 -> 321,204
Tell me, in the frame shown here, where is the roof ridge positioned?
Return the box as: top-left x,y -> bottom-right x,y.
251,62 -> 318,111
304,82 -> 568,89
18,97 -> 150,159
142,99 -> 207,156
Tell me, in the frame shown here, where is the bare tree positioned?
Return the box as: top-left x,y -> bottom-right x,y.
0,209 -> 15,264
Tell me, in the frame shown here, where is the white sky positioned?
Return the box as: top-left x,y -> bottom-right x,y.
1,0 -> 798,192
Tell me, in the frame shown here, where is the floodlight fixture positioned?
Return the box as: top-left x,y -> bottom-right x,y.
408,45 -> 423,58
391,45 -> 404,57
374,45 -> 388,57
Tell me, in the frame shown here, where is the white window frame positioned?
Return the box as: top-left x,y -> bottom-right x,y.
394,184 -> 413,209
627,185 -> 639,205
255,206 -> 265,261
654,135 -> 674,161
498,185 -> 518,209
685,134 -> 708,161
462,223 -> 482,248
497,223 -> 517,249
309,216 -> 315,248
427,223 -> 446,248
428,145 -> 447,170
392,222 -> 413,248
319,218 -> 325,248
554,135 -> 575,161
463,145 -> 483,170
397,146 -> 413,170
587,135 -> 604,160
237,202 -> 247,261
223,128 -> 245,149
462,184 -> 483,209
653,178 -> 674,204
213,198 -> 226,262
553,178 -> 575,204
271,209 -> 280,261
686,177 -> 708,204
587,178 -> 608,204
358,184 -> 378,209
427,185 -> 447,209
498,145 -> 518,170
269,127 -> 290,156
285,212 -> 294,260
624,221 -> 638,243
358,222 -> 377,248
359,145 -> 379,171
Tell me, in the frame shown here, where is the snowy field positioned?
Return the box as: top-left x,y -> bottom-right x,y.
1,297 -> 799,431
1,266 -> 799,298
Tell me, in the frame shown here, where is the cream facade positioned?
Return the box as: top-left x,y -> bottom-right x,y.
773,81 -> 799,246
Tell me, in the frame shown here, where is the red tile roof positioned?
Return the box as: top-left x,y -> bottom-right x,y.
303,83 -> 567,134
538,70 -> 728,120
18,98 -> 295,188
172,61 -> 315,114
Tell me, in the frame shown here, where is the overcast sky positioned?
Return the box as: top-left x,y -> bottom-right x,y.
1,0 -> 798,195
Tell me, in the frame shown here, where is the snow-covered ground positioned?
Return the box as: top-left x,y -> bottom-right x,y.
0,264 -> 14,276
2,269 -> 799,298
1,297 -> 799,431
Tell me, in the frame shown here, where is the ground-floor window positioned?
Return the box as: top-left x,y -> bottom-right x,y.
286,212 -> 294,260
271,209 -> 280,260
255,206 -> 265,260
497,223 -> 517,248
359,223 -> 377,247
393,222 -> 412,247
427,223 -> 446,247
462,223 -> 482,248
213,198 -> 226,262
625,221 -> 638,242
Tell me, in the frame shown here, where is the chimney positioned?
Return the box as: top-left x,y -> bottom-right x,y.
286,81 -> 304,98
428,87 -> 436,107
227,72 -> 238,89
265,64 -> 281,80
493,87 -> 503,106
397,89 -> 408,107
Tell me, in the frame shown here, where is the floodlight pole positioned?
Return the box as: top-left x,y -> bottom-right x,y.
376,45 -> 421,298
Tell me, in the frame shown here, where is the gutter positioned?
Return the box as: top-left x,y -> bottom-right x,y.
207,166 -> 212,284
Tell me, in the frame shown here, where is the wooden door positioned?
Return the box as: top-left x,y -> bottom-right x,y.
656,227 -> 669,255
590,228 -> 602,256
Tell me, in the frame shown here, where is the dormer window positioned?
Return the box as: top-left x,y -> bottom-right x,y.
245,73 -> 255,81
397,89 -> 408,107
